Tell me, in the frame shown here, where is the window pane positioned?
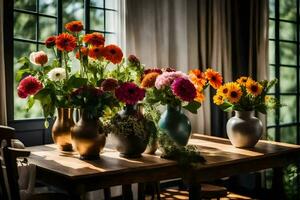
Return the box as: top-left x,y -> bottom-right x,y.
268,66 -> 275,93
91,0 -> 103,8
280,22 -> 297,41
280,126 -> 297,144
90,8 -> 104,31
39,0 -> 57,16
63,0 -> 84,25
106,11 -> 118,32
38,44 -> 56,62
39,17 -> 57,42
269,20 -> 275,39
280,0 -> 297,21
280,67 -> 297,93
280,42 -> 297,65
269,40 -> 275,64
267,128 -> 275,141
105,33 -> 117,45
280,95 -> 297,124
267,105 -> 276,127
105,0 -> 118,9
14,12 -> 37,40
14,0 -> 36,11
269,0 -> 275,18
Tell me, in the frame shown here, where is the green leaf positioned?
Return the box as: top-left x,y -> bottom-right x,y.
15,68 -> 33,82
26,95 -> 35,111
17,57 -> 30,70
34,88 -> 52,101
256,104 -> 267,114
219,102 -> 232,111
67,76 -> 88,89
183,101 -> 201,114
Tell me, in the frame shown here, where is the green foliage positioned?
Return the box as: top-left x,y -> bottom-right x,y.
183,101 -> 201,114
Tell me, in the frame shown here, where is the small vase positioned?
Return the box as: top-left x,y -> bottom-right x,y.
71,110 -> 106,160
111,104 -> 150,158
52,108 -> 74,151
226,111 -> 263,148
158,105 -> 191,146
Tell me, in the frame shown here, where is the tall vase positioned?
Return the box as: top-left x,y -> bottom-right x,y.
111,104 -> 150,158
71,110 -> 106,160
158,105 -> 191,146
226,111 -> 263,148
52,108 -> 74,151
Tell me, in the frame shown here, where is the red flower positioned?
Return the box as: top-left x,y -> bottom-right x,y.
75,47 -> 89,59
103,45 -> 123,64
88,46 -> 105,59
128,55 -> 140,66
65,21 -> 83,33
55,33 -> 77,52
101,78 -> 119,91
115,82 -> 145,105
45,36 -> 56,48
171,78 -> 196,102
17,76 -> 43,97
83,32 -> 105,46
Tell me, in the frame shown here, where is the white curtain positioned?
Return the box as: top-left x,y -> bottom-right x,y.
0,0 -> 7,126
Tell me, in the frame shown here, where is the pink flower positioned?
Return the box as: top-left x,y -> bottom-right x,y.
155,71 -> 189,89
171,78 -> 196,102
115,82 -> 145,105
17,76 -> 43,97
29,51 -> 48,66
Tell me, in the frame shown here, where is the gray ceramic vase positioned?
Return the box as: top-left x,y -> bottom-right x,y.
226,111 -> 263,148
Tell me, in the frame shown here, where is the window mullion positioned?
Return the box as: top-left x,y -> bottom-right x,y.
84,0 -> 91,33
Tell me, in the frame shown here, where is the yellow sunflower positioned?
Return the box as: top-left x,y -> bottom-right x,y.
217,83 -> 229,97
226,82 -> 242,103
236,76 -> 249,86
246,79 -> 263,96
213,93 -> 224,105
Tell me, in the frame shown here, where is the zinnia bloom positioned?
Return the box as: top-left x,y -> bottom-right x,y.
45,36 -> 56,48
47,68 -> 66,81
195,90 -> 205,103
171,78 -> 196,102
83,32 -> 105,46
155,71 -> 189,89
246,78 -> 263,97
205,68 -> 223,89
189,69 -> 207,89
103,45 -> 123,64
101,78 -> 119,91
88,46 -> 104,59
141,72 -> 160,88
226,82 -> 242,103
56,33 -> 77,52
17,75 -> 43,97
115,82 -> 145,105
236,76 -> 249,86
128,55 -> 140,66
29,51 -> 48,66
65,21 -> 83,33
213,93 -> 224,105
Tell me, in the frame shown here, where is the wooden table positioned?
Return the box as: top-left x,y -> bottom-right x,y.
27,134 -> 300,199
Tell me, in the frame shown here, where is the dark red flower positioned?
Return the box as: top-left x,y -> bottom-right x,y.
101,78 -> 119,91
171,78 -> 196,102
83,32 -> 105,46
17,76 -> 43,97
65,21 -> 83,33
88,46 -> 105,59
128,55 -> 140,66
17,88 -> 28,99
55,33 -> 77,52
115,82 -> 145,105
163,67 -> 176,72
103,45 -> 123,64
45,36 -> 56,48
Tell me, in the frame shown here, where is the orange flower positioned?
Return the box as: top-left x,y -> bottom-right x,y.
195,90 -> 205,103
103,45 -> 123,64
226,82 -> 242,103
55,33 -> 77,52
189,69 -> 207,89
65,21 -> 83,33
76,47 -> 89,59
236,76 -> 249,86
205,69 -> 223,89
88,46 -> 105,59
45,36 -> 56,48
83,32 -> 105,46
246,78 -> 263,97
141,72 -> 160,88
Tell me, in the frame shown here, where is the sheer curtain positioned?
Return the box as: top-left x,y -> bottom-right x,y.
0,0 -> 7,125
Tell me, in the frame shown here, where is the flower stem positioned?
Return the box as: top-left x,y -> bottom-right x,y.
63,51 -> 69,80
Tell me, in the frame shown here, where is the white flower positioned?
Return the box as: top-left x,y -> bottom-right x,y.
48,68 -> 66,81
29,51 -> 48,66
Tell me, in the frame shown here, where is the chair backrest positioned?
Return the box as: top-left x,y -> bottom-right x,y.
0,126 -> 16,200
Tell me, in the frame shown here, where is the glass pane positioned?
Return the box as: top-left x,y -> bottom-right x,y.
106,10 -> 117,32
63,0 -> 84,26
280,22 -> 297,41
280,67 -> 297,93
269,40 -> 275,64
268,66 -> 275,93
91,0 -> 103,8
267,105 -> 276,126
269,20 -> 275,39
14,0 -> 36,11
105,0 -> 117,9
267,128 -> 275,141
39,17 -> 56,42
269,0 -> 275,18
90,8 -> 104,31
14,12 -> 37,40
105,33 -> 117,45
280,126 -> 297,144
280,95 -> 297,124
39,0 -> 57,16
280,0 -> 297,21
280,42 -> 297,65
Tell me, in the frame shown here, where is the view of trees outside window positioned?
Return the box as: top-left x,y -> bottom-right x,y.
13,0 -> 119,119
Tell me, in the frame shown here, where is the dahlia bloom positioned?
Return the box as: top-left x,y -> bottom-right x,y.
155,71 -> 189,90
47,68 -> 66,81
171,78 -> 196,102
115,82 -> 145,105
55,33 -> 77,52
45,36 -> 56,48
141,72 -> 160,88
103,45 -> 123,64
29,51 -> 48,66
65,21 -> 83,33
83,32 -> 105,46
17,76 -> 43,98
101,78 -> 119,91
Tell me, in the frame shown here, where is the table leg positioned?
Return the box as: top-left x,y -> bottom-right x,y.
272,167 -> 286,200
122,184 -> 133,200
104,188 -> 111,200
188,182 -> 202,200
138,183 -> 145,200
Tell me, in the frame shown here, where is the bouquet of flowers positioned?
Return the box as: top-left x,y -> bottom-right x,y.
212,76 -> 281,113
